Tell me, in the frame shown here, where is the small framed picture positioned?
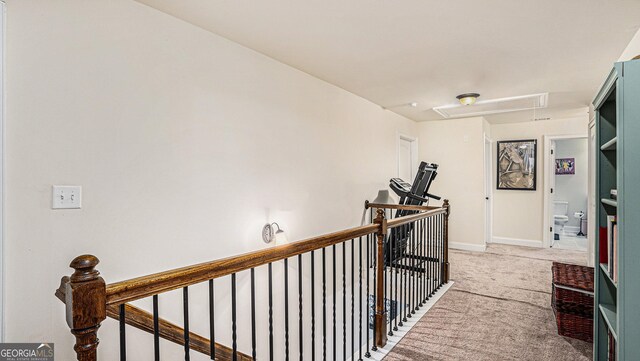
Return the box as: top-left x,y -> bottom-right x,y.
555,158 -> 575,175
497,139 -> 537,191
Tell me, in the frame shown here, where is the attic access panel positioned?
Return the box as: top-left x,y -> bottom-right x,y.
433,93 -> 548,119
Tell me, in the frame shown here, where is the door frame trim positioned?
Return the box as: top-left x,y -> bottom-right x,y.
396,132 -> 418,181
542,134 -> 588,248
484,134 -> 493,245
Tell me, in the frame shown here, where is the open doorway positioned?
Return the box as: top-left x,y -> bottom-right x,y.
544,136 -> 588,251
397,134 -> 418,181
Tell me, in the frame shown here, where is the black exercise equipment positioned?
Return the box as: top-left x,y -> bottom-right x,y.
384,162 -> 441,269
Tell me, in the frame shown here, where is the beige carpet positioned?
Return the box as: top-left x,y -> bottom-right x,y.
384,244 -> 593,361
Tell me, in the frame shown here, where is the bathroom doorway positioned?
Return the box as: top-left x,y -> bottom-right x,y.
543,135 -> 588,251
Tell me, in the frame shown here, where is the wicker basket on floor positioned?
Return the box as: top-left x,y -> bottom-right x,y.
551,262 -> 594,343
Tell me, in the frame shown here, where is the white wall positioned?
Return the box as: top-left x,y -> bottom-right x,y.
418,117 -> 486,251
491,116 -> 589,245
4,0 -> 417,359
619,28 -> 640,61
554,138 -> 588,229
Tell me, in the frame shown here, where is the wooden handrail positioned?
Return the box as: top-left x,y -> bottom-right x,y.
365,201 -> 440,212
386,207 -> 447,228
55,279 -> 251,361
106,223 -> 378,305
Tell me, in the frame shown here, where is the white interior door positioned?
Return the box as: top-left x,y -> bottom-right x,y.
484,137 -> 492,244
398,137 -> 414,181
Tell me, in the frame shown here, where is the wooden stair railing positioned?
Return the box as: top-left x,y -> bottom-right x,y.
55,279 -> 251,360
56,200 -> 450,361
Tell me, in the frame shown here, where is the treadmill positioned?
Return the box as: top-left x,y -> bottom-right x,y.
384,161 -> 441,269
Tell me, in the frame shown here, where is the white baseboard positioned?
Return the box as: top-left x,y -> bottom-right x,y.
449,242 -> 486,252
492,236 -> 542,248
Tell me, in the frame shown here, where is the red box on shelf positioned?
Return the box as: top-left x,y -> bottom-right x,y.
599,226 -> 608,264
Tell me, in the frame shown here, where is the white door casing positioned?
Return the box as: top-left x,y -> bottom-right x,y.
484,135 -> 492,245
542,134 -> 588,248
397,134 -> 418,182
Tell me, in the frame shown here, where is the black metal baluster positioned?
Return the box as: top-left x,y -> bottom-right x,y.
397,227 -> 403,326
393,227 -> 398,331
429,217 -> 436,297
402,224 -> 408,323
269,263 -> 274,361
358,237 -> 363,361
333,244 -> 337,360
424,217 -> 429,299
119,304 -> 126,361
285,258 -> 290,361
433,215 -> 438,290
351,239 -> 355,360
417,218 -> 423,309
440,213 -> 444,288
322,248 -> 327,361
407,223 -> 412,318
437,214 -> 441,288
343,241 -> 347,361
364,232 -> 371,358
429,216 -> 434,298
183,287 -> 190,361
231,274 -> 238,361
251,269 -> 257,360
153,295 -> 159,361
434,216 -> 438,293
383,232 -> 387,333
415,221 -> 420,311
371,232 -> 377,352
435,214 -> 439,289
413,218 -> 420,314
410,222 -> 415,316
209,280 -> 215,360
299,254 -> 304,361
420,218 -> 429,303
311,251 -> 316,361
388,229 -> 394,337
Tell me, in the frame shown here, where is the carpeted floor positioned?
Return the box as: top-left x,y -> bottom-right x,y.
384,244 -> 593,361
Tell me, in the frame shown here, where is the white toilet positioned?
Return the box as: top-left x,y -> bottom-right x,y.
553,201 -> 569,239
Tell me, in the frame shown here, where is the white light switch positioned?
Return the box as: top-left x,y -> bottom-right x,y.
52,185 -> 82,209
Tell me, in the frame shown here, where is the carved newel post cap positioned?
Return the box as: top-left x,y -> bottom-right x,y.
70,255 -> 100,283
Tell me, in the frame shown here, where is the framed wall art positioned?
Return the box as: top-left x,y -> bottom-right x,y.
555,158 -> 575,175
497,139 -> 537,190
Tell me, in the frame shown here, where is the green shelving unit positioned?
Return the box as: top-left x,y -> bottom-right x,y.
593,59 -> 640,360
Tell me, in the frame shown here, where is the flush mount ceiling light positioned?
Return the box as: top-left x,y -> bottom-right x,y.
456,93 -> 480,106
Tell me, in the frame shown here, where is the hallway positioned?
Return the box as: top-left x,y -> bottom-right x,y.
385,244 -> 592,361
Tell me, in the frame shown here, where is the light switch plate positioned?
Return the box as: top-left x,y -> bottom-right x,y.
52,185 -> 82,209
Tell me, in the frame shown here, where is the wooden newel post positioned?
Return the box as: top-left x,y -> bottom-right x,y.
443,199 -> 450,283
374,209 -> 388,347
64,255 -> 107,361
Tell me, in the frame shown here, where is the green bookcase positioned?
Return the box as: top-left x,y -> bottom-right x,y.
593,59 -> 640,360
